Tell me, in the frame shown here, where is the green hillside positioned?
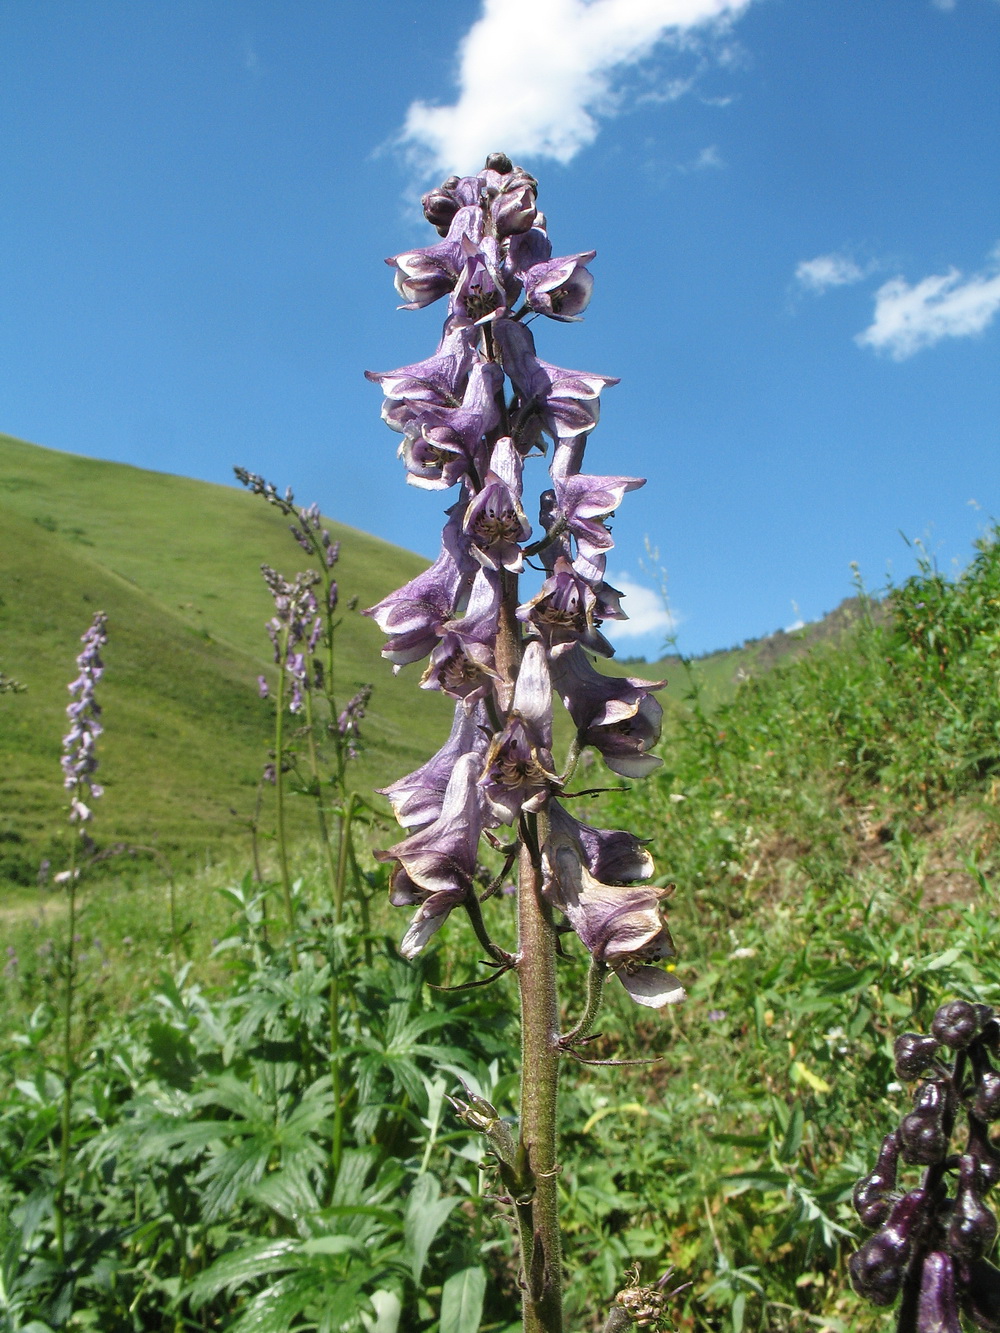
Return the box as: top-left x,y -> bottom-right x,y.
0,433 -> 455,882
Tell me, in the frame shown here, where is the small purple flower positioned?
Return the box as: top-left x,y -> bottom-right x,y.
421,569 -> 502,707
378,701 -> 491,830
517,555 -> 616,658
463,438 -> 532,573
545,469 -> 645,567
398,361 -> 501,491
552,647 -> 665,778
523,251 -> 596,322
542,819 -> 683,1009
257,675 -> 269,699
479,641 -> 557,824
367,324 -> 478,434
376,752 -> 486,958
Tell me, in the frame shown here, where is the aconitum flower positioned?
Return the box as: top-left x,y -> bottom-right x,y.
61,612 -> 109,819
368,155 -> 678,1019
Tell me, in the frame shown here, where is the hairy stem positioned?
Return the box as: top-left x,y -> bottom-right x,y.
273,633 -> 298,969
55,830 -> 80,1265
516,823 -> 563,1333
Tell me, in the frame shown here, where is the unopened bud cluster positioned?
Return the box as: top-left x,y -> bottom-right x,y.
850,1000 -> 1000,1331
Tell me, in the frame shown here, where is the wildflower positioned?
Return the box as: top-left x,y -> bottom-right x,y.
61,612 -> 108,820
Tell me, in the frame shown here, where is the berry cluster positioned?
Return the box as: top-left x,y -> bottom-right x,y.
850,1000 -> 1000,1331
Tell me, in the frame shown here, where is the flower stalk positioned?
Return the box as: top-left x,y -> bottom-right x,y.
368,154 -> 684,1328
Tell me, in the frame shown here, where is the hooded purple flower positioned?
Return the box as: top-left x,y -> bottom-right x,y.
463,437 -> 532,573
480,641 -> 557,824
542,816 -> 682,1009
517,554 -> 617,658
366,323 -> 478,435
365,505 -> 477,667
543,469 -> 645,567
386,204 -> 485,309
376,752 -> 486,958
61,612 -> 109,817
399,360 -> 502,490
450,236 -> 512,326
523,251 -> 596,322
552,647 -> 664,778
493,318 -> 619,450
421,568 -> 502,707
547,800 -> 654,886
379,701 -> 491,830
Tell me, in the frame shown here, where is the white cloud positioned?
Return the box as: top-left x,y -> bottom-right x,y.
606,573 -> 676,640
856,244 -> 1000,360
694,143 -> 724,169
795,253 -> 865,294
400,0 -> 755,175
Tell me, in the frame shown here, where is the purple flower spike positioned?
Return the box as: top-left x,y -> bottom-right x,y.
61,612 -> 109,818
480,641 -> 557,824
916,1252 -> 962,1333
463,437 -> 532,572
552,647 -> 665,778
524,251 -> 596,322
542,819 -> 683,1009
376,752 -> 486,958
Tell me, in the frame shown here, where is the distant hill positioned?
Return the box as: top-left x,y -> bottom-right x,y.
0,434 -> 455,884
0,433 -> 874,887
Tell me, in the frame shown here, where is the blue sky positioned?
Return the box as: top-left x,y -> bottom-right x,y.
1,0 -> 997,657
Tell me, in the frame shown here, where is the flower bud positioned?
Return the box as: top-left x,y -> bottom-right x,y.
895,1032 -> 942,1081
966,1115 -> 1000,1190
960,1256 -> 1000,1332
422,177 -> 462,235
854,1130 -> 903,1229
916,1251 -> 962,1333
849,1189 -> 929,1306
901,1080 -> 955,1165
933,1000 -> 985,1050
972,1070 -> 1000,1123
980,1018 -> 1000,1055
485,152 -> 513,174
947,1155 -> 998,1261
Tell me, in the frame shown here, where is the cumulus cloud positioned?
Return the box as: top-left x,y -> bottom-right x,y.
400,0 -> 755,175
856,244 -> 1000,360
607,573 -> 676,640
795,253 -> 865,294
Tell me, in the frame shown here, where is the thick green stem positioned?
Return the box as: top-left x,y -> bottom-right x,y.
516,828 -> 563,1333
329,793 -> 356,1178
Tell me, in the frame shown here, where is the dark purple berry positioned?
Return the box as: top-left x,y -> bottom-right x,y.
973,1070 -> 1000,1123
895,1032 -> 942,1080
916,1251 -> 962,1333
854,1130 -> 903,1229
849,1190 -> 929,1306
933,1000 -> 984,1050
946,1155 -> 998,1262
966,1116 -> 1000,1190
981,1018 -> 1000,1056
901,1080 -> 955,1165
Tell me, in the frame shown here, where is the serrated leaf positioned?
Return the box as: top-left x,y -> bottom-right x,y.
440,1265 -> 487,1333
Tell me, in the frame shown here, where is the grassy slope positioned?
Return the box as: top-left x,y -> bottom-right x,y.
0,433 -> 454,880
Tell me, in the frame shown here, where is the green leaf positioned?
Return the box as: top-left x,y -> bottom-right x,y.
404,1174 -> 459,1285
721,1171 -> 788,1194
361,1289 -> 403,1333
439,1266 -> 487,1333
300,1235 -> 365,1257
777,1103 -> 804,1163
